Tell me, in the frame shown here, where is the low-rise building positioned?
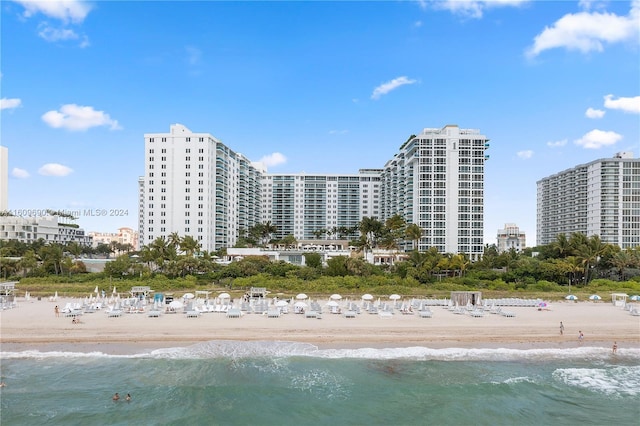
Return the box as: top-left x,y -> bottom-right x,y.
0,215 -> 92,246
89,227 -> 139,251
497,223 -> 526,253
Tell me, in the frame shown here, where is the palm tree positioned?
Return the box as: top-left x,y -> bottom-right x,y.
179,235 -> 200,257
18,249 -> 38,277
358,216 -> 384,257
552,233 -> 571,258
576,235 -> 606,284
168,232 -> 182,251
405,223 -> 422,251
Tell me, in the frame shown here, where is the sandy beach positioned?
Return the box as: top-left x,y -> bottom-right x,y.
1,298 -> 639,354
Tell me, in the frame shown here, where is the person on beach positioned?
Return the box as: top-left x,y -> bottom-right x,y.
54,306 -> 59,317
126,393 -> 131,402
578,331 -> 584,344
612,342 -> 617,354
560,321 -> 564,335
113,393 -> 120,401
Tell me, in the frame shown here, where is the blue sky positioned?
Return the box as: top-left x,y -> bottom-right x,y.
1,0 -> 639,247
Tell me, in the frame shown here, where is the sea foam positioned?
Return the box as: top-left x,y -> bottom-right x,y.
2,340 -> 640,362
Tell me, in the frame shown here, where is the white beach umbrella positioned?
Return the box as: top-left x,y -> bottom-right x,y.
330,294 -> 342,300
276,300 -> 289,307
218,292 -> 231,299
183,293 -> 195,299
565,295 -> 578,300
296,293 -> 308,300
327,300 -> 339,307
389,294 -> 401,301
94,286 -> 99,294
294,301 -> 308,308
361,294 -> 373,301
588,294 -> 601,301
169,301 -> 183,311
54,291 -> 58,300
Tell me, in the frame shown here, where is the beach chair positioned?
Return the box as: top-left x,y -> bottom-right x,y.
107,310 -> 123,318
148,310 -> 162,318
226,308 -> 243,318
266,309 -> 280,318
305,310 -> 318,319
343,310 -> 357,318
419,309 -> 432,318
186,310 -> 201,318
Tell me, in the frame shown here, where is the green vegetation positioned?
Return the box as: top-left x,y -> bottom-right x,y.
1,230 -> 639,300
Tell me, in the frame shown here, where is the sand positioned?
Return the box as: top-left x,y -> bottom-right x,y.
1,298 -> 639,354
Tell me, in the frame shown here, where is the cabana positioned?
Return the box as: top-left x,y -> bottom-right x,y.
0,281 -> 17,306
249,287 -> 268,299
450,291 -> 482,307
611,293 -> 628,308
130,286 -> 153,300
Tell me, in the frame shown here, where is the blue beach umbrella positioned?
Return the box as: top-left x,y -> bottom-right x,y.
589,294 -> 601,301
630,295 -> 640,301
565,295 -> 578,301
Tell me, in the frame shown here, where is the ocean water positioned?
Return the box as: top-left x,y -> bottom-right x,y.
1,342 -> 639,426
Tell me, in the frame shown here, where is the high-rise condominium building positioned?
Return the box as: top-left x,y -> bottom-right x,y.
380,125 -> 490,260
497,223 -> 526,253
536,152 -> 640,249
0,146 -> 8,211
140,124 -> 264,251
140,124 -> 489,257
262,169 -> 382,240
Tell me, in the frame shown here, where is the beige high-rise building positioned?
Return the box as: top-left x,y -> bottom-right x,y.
497,223 -> 526,253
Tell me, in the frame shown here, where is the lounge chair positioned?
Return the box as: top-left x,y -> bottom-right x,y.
266,309 -> 280,318
305,310 -> 318,319
186,310 -> 201,318
419,309 -> 432,318
148,310 -> 162,318
226,308 -> 243,318
107,310 -> 123,317
343,310 -> 357,318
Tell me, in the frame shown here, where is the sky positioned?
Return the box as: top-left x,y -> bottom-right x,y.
1,0 -> 639,247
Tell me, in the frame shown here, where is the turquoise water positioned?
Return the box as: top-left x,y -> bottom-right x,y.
2,342 -> 639,425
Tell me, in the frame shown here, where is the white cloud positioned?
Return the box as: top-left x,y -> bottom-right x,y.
185,46 -> 202,65
547,139 -> 568,148
258,152 -> 287,168
13,0 -> 93,23
574,129 -> 622,149
38,163 -> 73,177
585,107 -> 605,119
37,23 -> 89,47
414,20 -> 423,28
604,94 -> 640,114
527,1 -> 640,57
329,130 -> 349,135
38,23 -> 79,42
517,150 -> 534,159
0,98 -> 22,110
11,168 -> 30,178
371,76 -> 417,100
432,0 -> 529,19
41,104 -> 121,131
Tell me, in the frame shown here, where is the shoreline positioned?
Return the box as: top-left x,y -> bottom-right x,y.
2,299 -> 638,355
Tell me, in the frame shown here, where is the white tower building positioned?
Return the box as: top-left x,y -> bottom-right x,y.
380,125 -> 489,260
537,152 -> 639,249
139,124 -> 263,252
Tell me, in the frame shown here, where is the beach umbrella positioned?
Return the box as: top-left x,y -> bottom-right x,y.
276,300 -> 289,307
294,301 -> 308,308
327,300 -> 340,307
94,286 -> 99,294
183,293 -> 195,299
54,291 -> 58,300
112,286 -> 117,294
296,293 -> 308,300
218,292 -> 231,299
389,294 -> 401,301
330,294 -> 342,300
630,295 -> 640,301
361,294 -> 373,301
169,300 -> 183,309
589,295 -> 601,301
565,295 -> 578,300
